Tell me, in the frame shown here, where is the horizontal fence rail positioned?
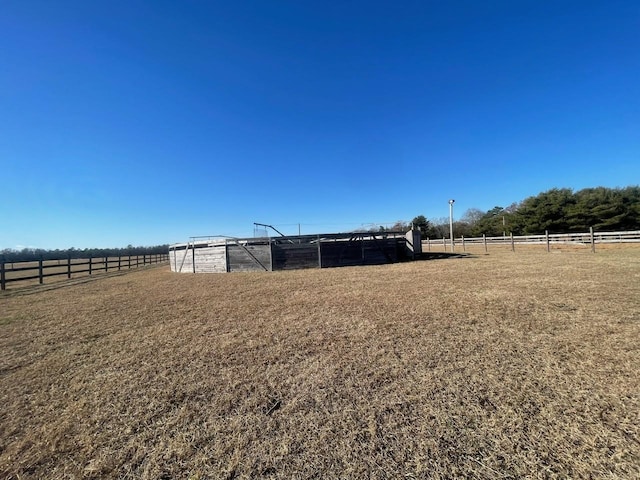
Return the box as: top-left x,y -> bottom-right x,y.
424,230 -> 640,253
0,253 -> 170,290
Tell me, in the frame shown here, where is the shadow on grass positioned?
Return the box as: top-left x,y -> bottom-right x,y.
414,252 -> 473,261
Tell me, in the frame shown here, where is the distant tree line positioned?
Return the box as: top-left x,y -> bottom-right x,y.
405,186 -> 640,238
1,244 -> 169,263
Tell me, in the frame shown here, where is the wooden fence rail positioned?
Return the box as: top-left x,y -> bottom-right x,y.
424,229 -> 640,253
0,253 -> 170,290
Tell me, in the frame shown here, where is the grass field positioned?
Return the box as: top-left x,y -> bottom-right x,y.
1,248 -> 639,479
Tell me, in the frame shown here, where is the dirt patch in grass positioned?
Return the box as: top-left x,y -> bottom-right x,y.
1,248 -> 639,478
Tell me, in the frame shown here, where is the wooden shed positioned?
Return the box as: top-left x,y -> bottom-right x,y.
169,230 -> 421,273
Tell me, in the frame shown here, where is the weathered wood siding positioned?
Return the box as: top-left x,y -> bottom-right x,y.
227,244 -> 272,272
171,246 -> 195,273
272,243 -> 319,270
194,246 -> 227,273
320,239 -> 399,268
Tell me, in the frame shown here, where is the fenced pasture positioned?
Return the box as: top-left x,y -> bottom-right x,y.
0,254 -> 169,290
1,247 -> 639,478
425,229 -> 640,254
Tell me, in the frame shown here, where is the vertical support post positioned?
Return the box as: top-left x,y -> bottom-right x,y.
89,255 -> 93,275
225,239 -> 230,273
317,235 -> 322,268
118,255 -> 121,271
428,237 -> 431,251
462,235 -> 465,252
269,241 -> 274,271
136,255 -> 139,268
483,234 -> 487,253
192,244 -> 196,273
105,256 -> 108,272
443,237 -> 446,251
546,230 -> 550,252
67,253 -> 71,279
510,233 -> 515,252
1,256 -> 6,291
39,256 -> 44,284
143,254 -> 146,266
590,227 -> 595,253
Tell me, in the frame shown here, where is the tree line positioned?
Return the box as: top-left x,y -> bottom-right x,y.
1,244 -> 169,263
391,186 -> 640,238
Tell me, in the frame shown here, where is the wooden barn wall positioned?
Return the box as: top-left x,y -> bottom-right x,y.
319,239 -> 400,268
227,244 -> 272,272
272,243 -> 319,270
194,246 -> 227,273
171,247 -> 195,273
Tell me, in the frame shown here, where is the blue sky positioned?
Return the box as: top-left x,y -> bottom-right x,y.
1,1 -> 638,249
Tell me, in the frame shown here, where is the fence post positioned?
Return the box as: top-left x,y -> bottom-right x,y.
136,255 -> 139,268
461,235 -> 465,252
118,255 -> 121,271
590,227 -> 595,253
442,237 -> 446,251
89,255 -> 93,275
67,253 -> 71,279
39,256 -> 44,284
1,256 -> 6,291
483,234 -> 487,253
143,254 -> 146,266
510,233 -> 515,252
105,256 -> 109,272
546,230 -> 550,252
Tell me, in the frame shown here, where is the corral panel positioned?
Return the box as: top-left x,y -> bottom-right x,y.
272,243 -> 319,270
228,245 -> 272,272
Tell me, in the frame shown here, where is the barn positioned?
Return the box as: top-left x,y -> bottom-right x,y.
169,230 -> 422,273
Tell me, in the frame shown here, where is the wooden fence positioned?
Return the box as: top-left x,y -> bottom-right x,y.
0,253 -> 170,290
424,229 -> 640,253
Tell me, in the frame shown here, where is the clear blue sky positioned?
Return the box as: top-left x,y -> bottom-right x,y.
1,1 -> 638,249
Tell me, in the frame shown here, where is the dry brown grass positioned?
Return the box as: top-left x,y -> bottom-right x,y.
1,247 -> 639,479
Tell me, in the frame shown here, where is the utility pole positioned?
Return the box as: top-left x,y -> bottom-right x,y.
449,199 -> 455,252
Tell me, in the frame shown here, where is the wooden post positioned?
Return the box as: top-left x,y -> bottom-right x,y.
1,256 -> 6,291
67,253 -> 71,279
105,256 -> 109,272
118,255 -> 121,271
39,256 -> 44,284
89,255 -> 93,275
590,227 -> 595,253
483,234 -> 487,253
510,233 -> 515,252
225,239 -> 230,273
317,235 -> 322,268
192,245 -> 196,273
462,235 -> 465,252
269,241 -> 274,271
442,237 -> 446,251
143,254 -> 146,266
136,255 -> 139,268
546,230 -> 550,252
